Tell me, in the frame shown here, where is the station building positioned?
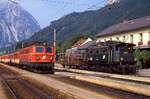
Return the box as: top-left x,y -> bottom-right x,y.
96,16 -> 150,48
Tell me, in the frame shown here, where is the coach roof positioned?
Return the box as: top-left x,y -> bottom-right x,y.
96,16 -> 150,37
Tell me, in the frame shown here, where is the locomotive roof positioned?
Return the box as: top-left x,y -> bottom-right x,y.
103,41 -> 135,46
96,16 -> 150,37
78,41 -> 135,50
20,42 -> 53,48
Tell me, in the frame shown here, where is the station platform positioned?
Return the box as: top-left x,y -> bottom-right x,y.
137,68 -> 150,77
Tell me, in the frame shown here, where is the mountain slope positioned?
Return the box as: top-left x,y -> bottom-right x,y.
28,0 -> 150,48
0,1 -> 40,48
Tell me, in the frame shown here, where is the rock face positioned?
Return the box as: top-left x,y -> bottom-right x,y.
0,1 -> 40,47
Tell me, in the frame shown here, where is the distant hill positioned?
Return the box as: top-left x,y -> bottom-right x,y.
0,1 -> 40,48
28,0 -> 150,49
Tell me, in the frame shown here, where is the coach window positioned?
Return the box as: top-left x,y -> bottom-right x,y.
46,47 -> 52,53
36,47 -> 43,53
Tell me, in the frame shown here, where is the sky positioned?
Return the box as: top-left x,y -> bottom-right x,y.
18,0 -> 108,28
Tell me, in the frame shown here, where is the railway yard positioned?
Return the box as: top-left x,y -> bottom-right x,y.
0,63 -> 149,99
0,0 -> 150,99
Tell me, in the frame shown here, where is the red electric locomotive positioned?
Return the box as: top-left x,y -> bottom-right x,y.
0,43 -> 55,74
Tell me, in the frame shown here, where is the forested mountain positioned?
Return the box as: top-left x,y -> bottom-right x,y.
28,0 -> 150,49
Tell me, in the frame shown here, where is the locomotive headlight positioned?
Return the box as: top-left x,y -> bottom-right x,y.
36,56 -> 40,60
102,55 -> 106,60
89,57 -> 93,61
50,56 -> 53,60
120,57 -> 124,61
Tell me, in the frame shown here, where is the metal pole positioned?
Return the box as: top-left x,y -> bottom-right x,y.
22,43 -> 24,48
54,28 -> 56,61
54,28 -> 56,48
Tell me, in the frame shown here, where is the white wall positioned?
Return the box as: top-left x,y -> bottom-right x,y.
96,28 -> 150,46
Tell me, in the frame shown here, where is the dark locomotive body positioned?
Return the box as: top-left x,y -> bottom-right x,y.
61,41 -> 137,74
83,41 -> 136,74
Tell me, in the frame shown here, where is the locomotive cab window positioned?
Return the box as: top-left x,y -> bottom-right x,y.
46,47 -> 52,53
36,47 -> 43,53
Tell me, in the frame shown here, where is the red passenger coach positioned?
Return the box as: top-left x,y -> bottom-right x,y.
0,43 -> 55,74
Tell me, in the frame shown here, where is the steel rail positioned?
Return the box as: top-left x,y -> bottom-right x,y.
4,80 -> 18,99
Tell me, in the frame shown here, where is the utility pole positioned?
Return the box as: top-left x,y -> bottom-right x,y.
54,29 -> 56,48
22,43 -> 24,48
54,28 -> 56,61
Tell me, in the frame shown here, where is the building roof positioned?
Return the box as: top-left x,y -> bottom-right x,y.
96,16 -> 150,37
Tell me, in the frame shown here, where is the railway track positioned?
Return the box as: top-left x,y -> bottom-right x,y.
55,66 -> 150,85
1,63 -> 150,99
4,80 -> 18,99
46,72 -> 150,99
54,70 -> 150,87
54,66 -> 150,97
0,66 -> 52,99
0,63 -> 81,99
